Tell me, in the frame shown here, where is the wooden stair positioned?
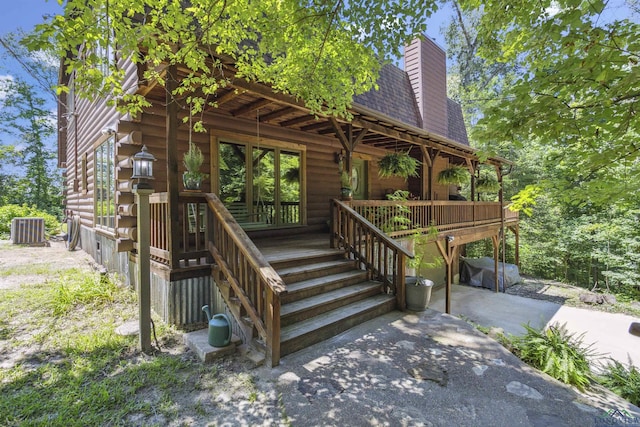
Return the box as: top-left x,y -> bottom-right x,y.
265,247 -> 396,357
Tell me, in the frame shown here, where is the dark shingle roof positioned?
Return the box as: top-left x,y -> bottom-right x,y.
447,98 -> 469,145
354,64 -> 470,146
354,64 -> 422,129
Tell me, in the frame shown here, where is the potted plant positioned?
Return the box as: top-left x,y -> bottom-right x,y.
437,165 -> 469,186
378,150 -> 420,180
183,142 -> 209,190
405,225 -> 441,311
475,173 -> 500,193
340,170 -> 352,200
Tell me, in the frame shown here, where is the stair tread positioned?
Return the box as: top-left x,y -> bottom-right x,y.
286,270 -> 367,293
277,259 -> 352,277
264,248 -> 342,264
281,281 -> 381,317
280,294 -> 394,342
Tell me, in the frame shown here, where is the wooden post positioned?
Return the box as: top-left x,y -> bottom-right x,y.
166,65 -> 180,268
266,289 -> 281,367
514,224 -> 520,267
397,254 -> 406,310
436,239 -> 455,314
492,234 -> 499,293
134,186 -> 154,353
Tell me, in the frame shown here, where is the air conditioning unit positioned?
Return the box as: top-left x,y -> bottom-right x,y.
11,217 -> 46,245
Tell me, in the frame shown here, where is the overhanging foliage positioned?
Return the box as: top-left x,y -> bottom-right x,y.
26,0 -> 436,123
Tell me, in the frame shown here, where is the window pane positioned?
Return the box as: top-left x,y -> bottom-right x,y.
219,142 -> 248,222
280,151 -> 300,225
253,147 -> 274,225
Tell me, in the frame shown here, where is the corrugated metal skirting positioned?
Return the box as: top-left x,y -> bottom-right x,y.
160,276 -> 212,327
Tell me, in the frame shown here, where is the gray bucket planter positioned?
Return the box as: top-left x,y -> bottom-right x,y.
405,276 -> 434,311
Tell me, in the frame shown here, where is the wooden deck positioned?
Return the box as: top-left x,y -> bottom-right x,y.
254,232 -> 396,357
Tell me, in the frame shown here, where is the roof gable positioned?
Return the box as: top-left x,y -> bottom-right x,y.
353,64 -> 422,129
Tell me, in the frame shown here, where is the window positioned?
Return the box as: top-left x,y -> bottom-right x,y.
66,76 -> 75,121
95,136 -> 115,230
81,153 -> 88,194
219,140 -> 302,229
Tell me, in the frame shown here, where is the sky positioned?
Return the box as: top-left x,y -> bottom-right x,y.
0,1 -> 63,38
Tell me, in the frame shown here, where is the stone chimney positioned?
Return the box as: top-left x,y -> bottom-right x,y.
404,36 -> 448,137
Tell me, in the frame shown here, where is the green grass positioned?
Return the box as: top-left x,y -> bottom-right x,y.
0,264 -> 61,277
0,269 -> 209,426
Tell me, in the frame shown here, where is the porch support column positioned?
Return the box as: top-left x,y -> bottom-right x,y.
166,64 -> 180,268
419,145 -> 431,201
510,224 -> 520,267
436,238 -> 456,314
330,118 -> 369,183
491,234 -> 500,293
496,165 -> 505,292
466,159 -> 477,201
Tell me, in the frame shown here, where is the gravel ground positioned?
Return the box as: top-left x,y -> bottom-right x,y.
506,275 -> 640,316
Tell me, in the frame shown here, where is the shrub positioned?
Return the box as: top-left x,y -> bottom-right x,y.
0,204 -> 60,238
512,322 -> 596,391
599,359 -> 640,406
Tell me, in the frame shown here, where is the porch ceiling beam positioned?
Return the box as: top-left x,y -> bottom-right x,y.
229,77 -> 310,115
301,121 -> 333,132
420,145 -> 432,168
211,88 -> 246,108
353,126 -> 369,148
137,64 -> 168,97
231,98 -> 273,117
317,128 -> 337,135
260,106 -> 297,122
279,114 -> 317,127
353,118 -> 497,164
329,117 -> 350,152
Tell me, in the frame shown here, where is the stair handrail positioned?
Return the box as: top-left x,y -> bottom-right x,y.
331,199 -> 414,310
205,193 -> 286,367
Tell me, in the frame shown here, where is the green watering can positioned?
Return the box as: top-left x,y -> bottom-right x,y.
202,305 -> 231,347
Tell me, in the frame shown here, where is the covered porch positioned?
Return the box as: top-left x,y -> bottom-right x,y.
136,190 -> 518,366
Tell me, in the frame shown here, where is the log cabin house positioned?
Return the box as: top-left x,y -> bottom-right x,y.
59,35 -> 519,366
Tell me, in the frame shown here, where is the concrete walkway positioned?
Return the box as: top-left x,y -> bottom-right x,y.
430,284 -> 640,369
266,308 -> 640,427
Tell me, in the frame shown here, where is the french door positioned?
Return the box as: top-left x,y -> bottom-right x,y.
218,140 -> 302,229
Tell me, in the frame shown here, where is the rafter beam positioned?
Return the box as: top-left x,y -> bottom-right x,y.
330,117 -> 350,152
301,121 -> 332,132
260,107 -> 297,122
231,98 -> 273,117
280,114 -> 316,127
212,88 -> 245,108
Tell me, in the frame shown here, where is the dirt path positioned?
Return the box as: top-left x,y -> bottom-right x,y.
0,240 -> 94,290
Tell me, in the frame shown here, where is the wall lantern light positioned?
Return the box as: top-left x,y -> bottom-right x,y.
131,145 -> 156,189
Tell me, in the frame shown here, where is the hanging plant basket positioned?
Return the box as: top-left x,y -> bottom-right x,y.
475,174 -> 500,193
183,142 -> 209,190
437,165 -> 469,185
378,151 -> 420,180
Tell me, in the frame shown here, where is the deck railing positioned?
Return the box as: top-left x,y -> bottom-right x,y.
205,193 -> 287,367
331,199 -> 414,310
349,200 -> 518,237
148,193 -> 209,267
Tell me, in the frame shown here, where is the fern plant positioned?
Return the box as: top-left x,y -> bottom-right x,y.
599,359 -> 640,406
475,173 -> 500,192
437,165 -> 469,185
378,151 -> 420,180
511,322 -> 596,391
